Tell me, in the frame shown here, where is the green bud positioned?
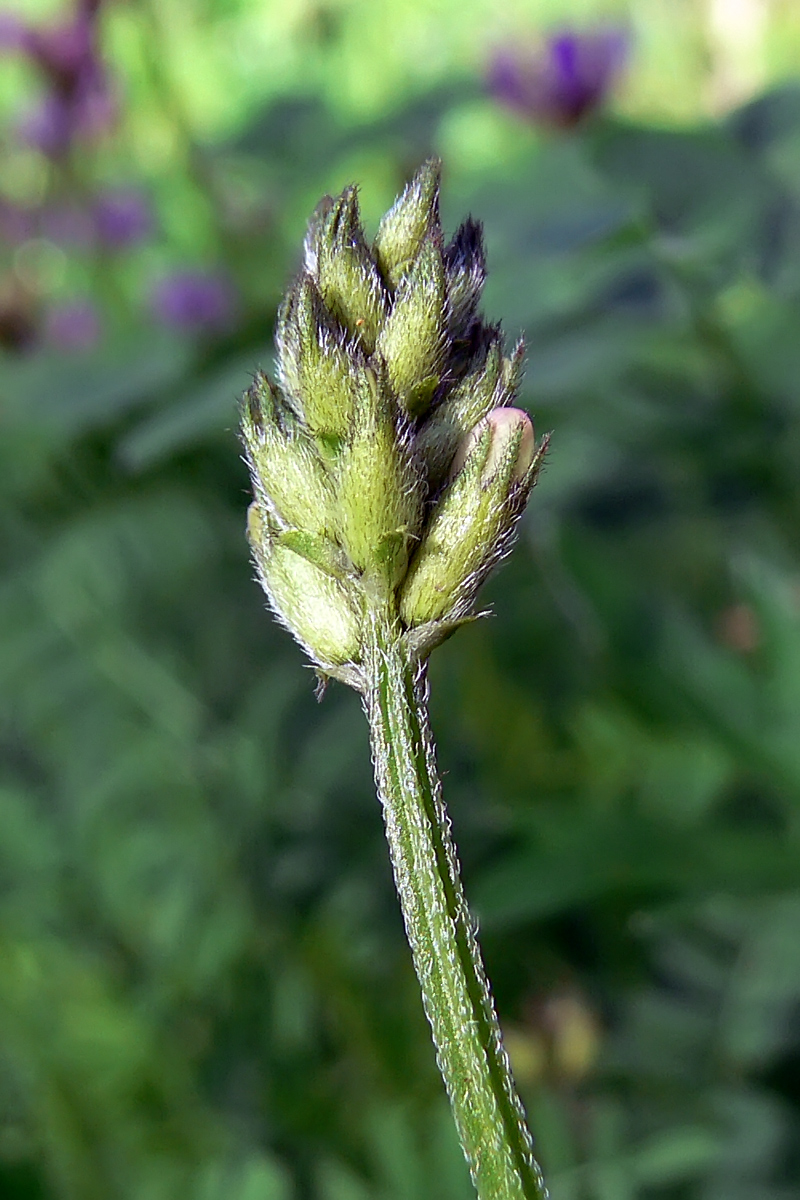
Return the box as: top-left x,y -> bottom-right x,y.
248,508 -> 362,666
242,374 -> 334,535
305,186 -> 387,354
373,158 -> 442,290
399,408 -> 537,627
415,335 -> 527,487
415,331 -> 505,486
334,366 -> 423,590
376,237 -> 447,417
277,277 -> 360,442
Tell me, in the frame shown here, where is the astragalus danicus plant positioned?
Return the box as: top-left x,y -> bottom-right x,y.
242,159 -> 548,1200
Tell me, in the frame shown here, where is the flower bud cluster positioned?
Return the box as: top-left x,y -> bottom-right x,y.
242,159 -> 547,686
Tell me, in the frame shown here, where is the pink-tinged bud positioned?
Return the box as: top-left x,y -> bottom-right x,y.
451,406 -> 535,485
484,407 -> 534,482
400,407 -> 541,627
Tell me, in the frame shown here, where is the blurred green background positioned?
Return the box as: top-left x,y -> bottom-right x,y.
2,1 -> 800,1198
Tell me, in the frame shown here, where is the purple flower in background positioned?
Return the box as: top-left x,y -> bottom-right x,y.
93,189 -> 153,247
0,200 -> 35,244
0,13 -> 31,54
27,15 -> 95,79
151,271 -> 237,333
3,3 -> 115,156
17,93 -> 75,155
45,299 -> 100,351
488,27 -> 629,128
41,201 -> 95,246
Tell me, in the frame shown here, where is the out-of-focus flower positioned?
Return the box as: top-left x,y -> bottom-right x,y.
45,298 -> 100,350
151,270 -> 237,333
18,64 -> 115,154
27,16 -> 95,79
0,12 -> 31,53
41,201 -> 95,247
4,4 -> 115,156
0,200 -> 36,244
93,188 -> 152,247
488,27 -> 629,128
17,94 -> 74,156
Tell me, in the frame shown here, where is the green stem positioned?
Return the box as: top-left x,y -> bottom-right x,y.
364,612 -> 546,1200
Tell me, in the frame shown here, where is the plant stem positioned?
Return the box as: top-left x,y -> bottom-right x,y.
364,611 -> 546,1200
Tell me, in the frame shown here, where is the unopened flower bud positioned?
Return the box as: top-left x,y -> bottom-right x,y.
415,331 -> 505,485
373,158 -> 441,290
452,406 -> 535,484
249,511 -> 362,666
400,408 -> 537,627
333,366 -> 423,589
376,237 -> 447,416
444,217 -> 486,339
277,277 -> 360,441
305,186 -> 387,353
242,374 -> 334,535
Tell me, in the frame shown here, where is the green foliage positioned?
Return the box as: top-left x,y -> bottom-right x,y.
1,12 -> 800,1198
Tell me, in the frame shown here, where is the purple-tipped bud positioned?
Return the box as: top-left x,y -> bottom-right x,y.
488,27 -> 629,128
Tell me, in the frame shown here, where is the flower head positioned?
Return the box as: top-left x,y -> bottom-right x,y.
488,27 -> 629,128
241,161 -> 547,687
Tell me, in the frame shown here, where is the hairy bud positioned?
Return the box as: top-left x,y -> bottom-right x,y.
444,218 -> 486,339
415,331 -> 505,485
243,375 -> 334,535
248,504 -> 362,666
377,237 -> 447,416
400,409 -> 538,627
333,366 -> 423,589
306,186 -> 387,353
277,277 -> 360,441
373,158 -> 441,290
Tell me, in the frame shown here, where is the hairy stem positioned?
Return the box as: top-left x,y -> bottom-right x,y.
364,612 -> 546,1200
